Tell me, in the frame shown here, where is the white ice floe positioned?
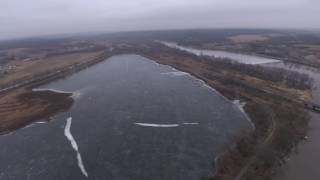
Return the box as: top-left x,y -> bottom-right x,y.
64,117 -> 88,177
134,123 -> 179,128
134,122 -> 200,127
233,100 -> 246,113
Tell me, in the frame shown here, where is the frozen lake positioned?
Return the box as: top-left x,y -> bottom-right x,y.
0,54 -> 251,180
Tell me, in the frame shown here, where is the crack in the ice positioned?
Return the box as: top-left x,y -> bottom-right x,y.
64,117 -> 88,177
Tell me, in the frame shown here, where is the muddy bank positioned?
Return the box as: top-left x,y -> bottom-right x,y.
0,88 -> 73,135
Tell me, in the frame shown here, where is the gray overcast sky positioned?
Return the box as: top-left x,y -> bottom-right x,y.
1,0 -> 319,39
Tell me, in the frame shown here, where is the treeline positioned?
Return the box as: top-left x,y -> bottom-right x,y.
160,44 -> 313,90
201,56 -> 314,90
120,41 -> 314,90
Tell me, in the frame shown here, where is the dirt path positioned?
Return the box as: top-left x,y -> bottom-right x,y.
234,111 -> 276,180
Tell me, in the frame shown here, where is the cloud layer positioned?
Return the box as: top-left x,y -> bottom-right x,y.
1,0 -> 319,39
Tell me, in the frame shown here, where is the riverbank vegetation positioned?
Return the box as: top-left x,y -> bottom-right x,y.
201,56 -> 313,90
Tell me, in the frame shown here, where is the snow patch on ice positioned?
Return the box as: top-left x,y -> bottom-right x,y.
33,86 -> 95,100
134,123 -> 179,128
233,100 -> 255,129
135,122 -> 200,127
64,117 -> 88,177
32,88 -> 72,94
233,100 -> 246,113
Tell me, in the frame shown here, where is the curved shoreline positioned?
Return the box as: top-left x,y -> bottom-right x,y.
147,55 -> 254,128
0,44 -> 312,180
122,42 -> 311,180
155,42 -> 319,179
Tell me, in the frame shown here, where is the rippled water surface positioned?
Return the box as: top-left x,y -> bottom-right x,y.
0,55 -> 251,180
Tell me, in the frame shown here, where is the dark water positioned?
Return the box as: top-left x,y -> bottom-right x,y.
0,55 -> 251,180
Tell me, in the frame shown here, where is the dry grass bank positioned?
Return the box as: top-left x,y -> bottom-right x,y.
0,88 -> 73,134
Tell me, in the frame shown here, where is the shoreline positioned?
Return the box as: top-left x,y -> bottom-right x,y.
0,88 -> 74,135
146,55 -> 255,128
119,42 -> 311,179
0,50 -> 119,134
0,44 -> 313,179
